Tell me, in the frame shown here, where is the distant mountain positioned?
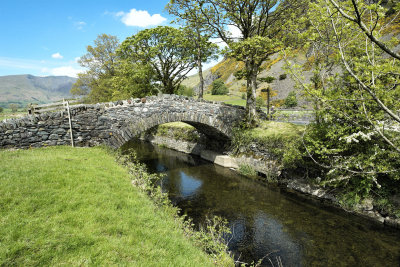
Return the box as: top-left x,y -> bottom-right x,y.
0,74 -> 77,108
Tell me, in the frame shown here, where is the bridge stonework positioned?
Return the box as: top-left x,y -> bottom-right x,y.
0,95 -> 245,149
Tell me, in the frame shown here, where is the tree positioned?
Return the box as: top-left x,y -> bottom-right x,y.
190,0 -> 304,126
119,26 -> 202,94
284,91 -> 298,108
110,61 -> 157,100
211,79 -> 228,95
0,107 -> 3,113
166,0 -> 219,99
71,34 -> 119,102
285,0 -> 400,199
9,103 -> 19,113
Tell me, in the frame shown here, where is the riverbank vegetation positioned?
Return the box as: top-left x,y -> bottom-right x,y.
0,146 -> 231,266
232,121 -> 305,169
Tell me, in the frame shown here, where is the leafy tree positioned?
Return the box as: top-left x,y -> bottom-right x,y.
9,104 -> 19,113
71,34 -> 119,102
0,107 -> 3,113
166,0 -> 219,99
110,61 -> 157,100
175,84 -> 194,97
285,0 -> 400,199
284,91 -> 298,108
211,79 -> 228,95
191,0 -> 305,126
119,26 -> 204,94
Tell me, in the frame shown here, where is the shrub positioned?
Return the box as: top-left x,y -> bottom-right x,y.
264,76 -> 276,83
9,103 -> 19,112
256,96 -> 265,108
175,85 -> 194,97
279,73 -> 287,80
241,93 -> 246,99
0,107 -> 3,113
211,79 -> 229,95
284,91 -> 298,108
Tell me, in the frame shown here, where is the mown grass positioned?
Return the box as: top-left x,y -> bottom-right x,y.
0,146 -> 214,266
204,94 -> 246,107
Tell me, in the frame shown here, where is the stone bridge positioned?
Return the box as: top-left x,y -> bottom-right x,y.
0,94 -> 245,149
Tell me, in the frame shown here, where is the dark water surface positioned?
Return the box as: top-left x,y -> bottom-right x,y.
122,140 -> 400,266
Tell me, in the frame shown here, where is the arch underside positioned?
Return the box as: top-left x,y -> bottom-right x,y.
110,112 -> 234,148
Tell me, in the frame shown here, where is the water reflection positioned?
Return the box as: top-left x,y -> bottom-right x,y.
122,140 -> 400,266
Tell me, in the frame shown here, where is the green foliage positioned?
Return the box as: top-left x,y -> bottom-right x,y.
211,79 -> 228,95
285,0 -> 400,201
259,76 -> 276,83
284,91 -> 298,108
8,103 -> 19,112
111,61 -> 157,100
241,93 -> 246,99
239,164 -> 257,177
0,107 -> 3,113
119,26 -> 213,94
71,34 -> 119,102
175,84 -> 194,97
231,121 -> 304,169
279,73 -> 287,80
256,96 -> 265,108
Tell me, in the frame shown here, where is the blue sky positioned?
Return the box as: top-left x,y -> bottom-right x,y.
0,0 -> 174,77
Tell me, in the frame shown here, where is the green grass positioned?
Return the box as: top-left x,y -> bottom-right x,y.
204,94 -> 246,107
162,122 -> 195,129
249,121 -> 305,140
0,146 -> 214,266
0,109 -> 26,121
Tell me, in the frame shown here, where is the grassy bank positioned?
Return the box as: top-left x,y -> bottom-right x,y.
0,146 -> 216,266
0,108 -> 25,121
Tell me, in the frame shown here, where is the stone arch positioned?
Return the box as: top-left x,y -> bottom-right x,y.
109,111 -> 234,149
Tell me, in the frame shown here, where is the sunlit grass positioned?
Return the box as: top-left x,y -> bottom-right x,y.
204,94 -> 246,106
0,146 -> 213,266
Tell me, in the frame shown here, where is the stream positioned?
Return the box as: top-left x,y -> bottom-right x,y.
122,139 -> 400,266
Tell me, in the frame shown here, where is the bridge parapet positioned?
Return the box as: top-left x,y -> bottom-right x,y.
0,95 -> 245,149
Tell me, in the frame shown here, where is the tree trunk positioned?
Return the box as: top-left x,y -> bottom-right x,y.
245,59 -> 258,127
197,29 -> 204,99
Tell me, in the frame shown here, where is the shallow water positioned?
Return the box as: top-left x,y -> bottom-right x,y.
122,140 -> 400,266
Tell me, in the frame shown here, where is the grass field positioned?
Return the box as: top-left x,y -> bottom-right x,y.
204,94 -> 246,107
0,146 -> 214,266
0,109 -> 26,121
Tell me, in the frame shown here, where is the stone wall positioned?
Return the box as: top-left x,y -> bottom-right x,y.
0,94 -> 245,150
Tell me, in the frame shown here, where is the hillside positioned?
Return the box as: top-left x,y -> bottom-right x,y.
0,74 -> 76,108
182,53 -> 313,108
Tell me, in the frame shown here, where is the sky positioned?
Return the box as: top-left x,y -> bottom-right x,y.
0,0 -> 182,78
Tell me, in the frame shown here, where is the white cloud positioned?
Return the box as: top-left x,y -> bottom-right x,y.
117,9 -> 167,27
46,66 -> 83,78
51,53 -> 63,59
74,21 -> 86,30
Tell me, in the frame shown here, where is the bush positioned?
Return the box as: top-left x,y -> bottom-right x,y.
279,73 -> 287,80
0,107 -> 3,113
211,79 -> 229,95
256,96 -> 265,108
175,85 -> 194,97
264,76 -> 276,83
9,103 -> 19,113
284,91 -> 298,108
